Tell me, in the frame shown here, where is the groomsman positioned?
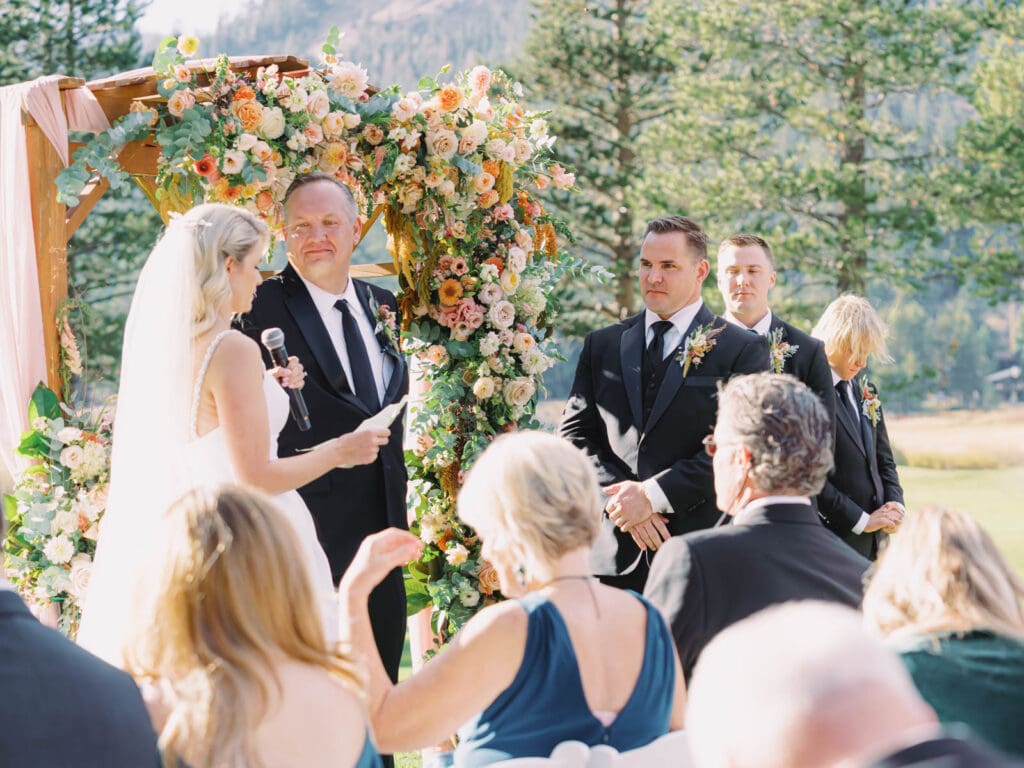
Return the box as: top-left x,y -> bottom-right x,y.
559,216 -> 769,592
812,295 -> 905,560
716,234 -> 835,429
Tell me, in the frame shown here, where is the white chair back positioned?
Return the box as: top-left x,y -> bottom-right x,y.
485,730 -> 691,768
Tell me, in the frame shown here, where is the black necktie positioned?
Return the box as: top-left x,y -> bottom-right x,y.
836,380 -> 861,431
642,321 -> 674,420
335,298 -> 381,412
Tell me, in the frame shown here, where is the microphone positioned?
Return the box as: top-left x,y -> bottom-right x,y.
260,327 -> 311,431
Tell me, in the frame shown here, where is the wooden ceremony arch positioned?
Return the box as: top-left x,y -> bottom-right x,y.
24,55 -> 397,391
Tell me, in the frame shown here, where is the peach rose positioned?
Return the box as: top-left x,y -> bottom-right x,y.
426,129 -> 458,160
303,122 -> 324,145
322,111 -> 346,138
504,377 -> 536,408
473,377 -> 496,400
477,561 -> 501,595
307,90 -> 331,121
167,89 -> 195,118
477,189 -> 499,209
363,124 -> 384,145
437,85 -> 463,112
473,172 -> 495,194
252,140 -> 273,163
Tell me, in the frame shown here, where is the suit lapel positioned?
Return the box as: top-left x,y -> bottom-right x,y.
644,304 -> 715,435
619,315 -> 644,431
281,266 -> 370,415
354,280 -> 408,406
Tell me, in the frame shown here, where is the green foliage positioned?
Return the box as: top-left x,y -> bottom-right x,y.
0,0 -> 143,86
646,0 -> 1006,296
517,0 -> 677,332
56,111 -> 155,205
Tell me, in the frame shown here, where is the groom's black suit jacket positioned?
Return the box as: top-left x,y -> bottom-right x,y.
237,264 -> 409,680
643,502 -> 869,680
817,375 -> 903,560
768,314 -> 836,431
559,304 -> 769,582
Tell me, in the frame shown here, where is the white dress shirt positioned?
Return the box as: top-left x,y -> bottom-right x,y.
724,309 -> 772,336
641,300 -> 704,516
299,275 -> 394,405
733,495 -> 811,525
831,368 -> 870,535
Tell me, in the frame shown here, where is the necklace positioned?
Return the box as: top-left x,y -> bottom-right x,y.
540,574 -> 600,618
543,574 -> 596,586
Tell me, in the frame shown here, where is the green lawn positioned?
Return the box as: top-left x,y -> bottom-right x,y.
898,465 -> 1024,576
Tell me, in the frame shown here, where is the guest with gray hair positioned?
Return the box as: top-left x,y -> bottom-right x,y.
644,372 -> 870,679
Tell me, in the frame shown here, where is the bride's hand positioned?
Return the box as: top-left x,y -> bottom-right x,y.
339,528 -> 422,601
270,355 -> 305,389
333,428 -> 390,467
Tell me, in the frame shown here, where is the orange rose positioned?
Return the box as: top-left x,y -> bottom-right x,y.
438,278 -> 464,306
233,99 -> 264,132
232,85 -> 256,102
255,190 -> 275,213
477,562 -> 501,595
482,159 -> 501,178
484,256 -> 504,276
477,189 -> 499,208
437,85 -> 463,112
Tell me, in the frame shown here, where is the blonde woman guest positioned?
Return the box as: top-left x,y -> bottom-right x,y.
79,204 -> 388,664
812,294 -> 904,559
339,432 -> 686,766
130,485 -> 382,768
863,506 -> 1024,757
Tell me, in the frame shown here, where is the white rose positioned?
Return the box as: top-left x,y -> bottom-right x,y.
221,149 -> 246,175
69,556 -> 92,598
60,445 -> 84,469
513,139 -> 533,163
463,120 -> 489,145
52,509 -> 79,535
343,112 -> 361,129
306,89 -> 330,120
43,534 -> 75,565
479,264 -> 499,283
446,543 -> 469,566
56,427 -> 82,444
488,300 -> 516,329
479,332 -> 500,357
259,107 -> 286,139
473,377 -> 497,400
507,246 -> 528,275
426,129 -> 458,160
418,513 -> 444,544
513,332 -> 535,354
500,270 -> 520,295
392,97 -> 419,122
484,138 -> 507,159
504,377 -> 536,408
498,329 -> 515,347
237,133 -> 258,151
477,283 -> 503,306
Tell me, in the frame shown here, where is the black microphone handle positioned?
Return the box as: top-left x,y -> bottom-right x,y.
266,344 -> 312,431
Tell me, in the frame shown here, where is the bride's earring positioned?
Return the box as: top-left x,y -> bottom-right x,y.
515,564 -> 527,589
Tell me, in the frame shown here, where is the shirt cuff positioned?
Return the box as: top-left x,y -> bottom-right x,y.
643,479 -> 674,515
852,511 -> 870,535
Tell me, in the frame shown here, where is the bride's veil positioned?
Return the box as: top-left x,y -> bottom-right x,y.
77,212 -> 199,664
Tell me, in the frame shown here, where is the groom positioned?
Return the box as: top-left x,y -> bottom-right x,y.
238,174 -> 409,686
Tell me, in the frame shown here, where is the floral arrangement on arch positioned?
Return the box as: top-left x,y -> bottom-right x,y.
57,31 -> 583,642
2,384 -> 112,638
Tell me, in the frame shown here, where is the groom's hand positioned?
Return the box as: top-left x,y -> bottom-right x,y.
605,481 -> 654,532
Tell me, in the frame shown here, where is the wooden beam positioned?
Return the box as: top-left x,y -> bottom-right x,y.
65,176 -> 109,240
25,116 -> 68,391
351,262 -> 398,278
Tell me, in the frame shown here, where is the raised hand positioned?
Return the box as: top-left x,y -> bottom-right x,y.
340,528 -> 423,600
270,355 -> 306,389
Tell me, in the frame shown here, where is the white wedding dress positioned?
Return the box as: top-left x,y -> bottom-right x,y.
183,330 -> 340,637
79,330 -> 338,663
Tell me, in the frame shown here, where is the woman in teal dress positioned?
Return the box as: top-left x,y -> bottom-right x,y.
863,505 -> 1024,757
127,486 -> 382,768
339,432 -> 687,765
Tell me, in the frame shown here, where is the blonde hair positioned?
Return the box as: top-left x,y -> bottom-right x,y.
127,485 -> 360,768
457,432 -> 601,582
811,294 -> 892,363
863,506 -> 1024,643
178,203 -> 268,337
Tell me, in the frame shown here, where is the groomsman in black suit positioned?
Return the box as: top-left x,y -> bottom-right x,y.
716,234 -> 835,429
643,374 -> 868,679
238,174 -> 409,692
812,295 -> 905,560
558,216 -> 769,592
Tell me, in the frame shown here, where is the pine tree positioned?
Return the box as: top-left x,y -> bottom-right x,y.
518,0 -> 676,330
647,0 -> 1005,296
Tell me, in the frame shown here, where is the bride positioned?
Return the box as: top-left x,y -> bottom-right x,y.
78,203 -> 389,665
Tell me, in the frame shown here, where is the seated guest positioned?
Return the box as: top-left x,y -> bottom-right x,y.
863,505 -> 1024,757
644,372 -> 868,679
812,294 -> 905,559
127,485 -> 379,768
338,431 -> 686,765
687,602 -> 1020,768
0,515 -> 158,766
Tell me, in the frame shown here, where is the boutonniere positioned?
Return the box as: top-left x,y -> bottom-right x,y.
768,326 -> 799,375
676,322 -> 725,378
860,379 -> 882,427
367,292 -> 400,352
